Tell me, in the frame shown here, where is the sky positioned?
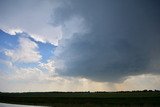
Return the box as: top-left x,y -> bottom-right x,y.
0,0 -> 160,92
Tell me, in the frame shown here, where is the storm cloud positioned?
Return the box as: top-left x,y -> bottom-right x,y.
53,0 -> 160,82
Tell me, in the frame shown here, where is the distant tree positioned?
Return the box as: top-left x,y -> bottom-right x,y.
143,89 -> 148,92
155,89 -> 160,92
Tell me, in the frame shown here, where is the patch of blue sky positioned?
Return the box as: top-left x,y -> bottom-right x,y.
0,29 -> 19,50
14,62 -> 39,68
27,35 -> 56,63
0,29 -> 19,60
0,52 -> 7,60
37,42 -> 56,63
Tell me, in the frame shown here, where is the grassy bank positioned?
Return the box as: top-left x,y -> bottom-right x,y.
0,91 -> 160,107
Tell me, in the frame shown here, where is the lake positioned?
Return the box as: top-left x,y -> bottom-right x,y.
0,103 -> 46,107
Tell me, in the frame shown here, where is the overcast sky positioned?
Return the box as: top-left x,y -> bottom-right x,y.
0,0 -> 160,92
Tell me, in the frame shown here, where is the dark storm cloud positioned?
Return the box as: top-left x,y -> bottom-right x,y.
54,0 -> 160,82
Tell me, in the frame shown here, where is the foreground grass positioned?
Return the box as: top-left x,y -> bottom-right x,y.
0,91 -> 160,107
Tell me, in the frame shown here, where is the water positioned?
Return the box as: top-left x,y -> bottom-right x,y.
0,103 -> 159,107
0,103 -> 46,107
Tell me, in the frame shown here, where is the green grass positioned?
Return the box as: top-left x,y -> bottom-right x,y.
0,91 -> 160,107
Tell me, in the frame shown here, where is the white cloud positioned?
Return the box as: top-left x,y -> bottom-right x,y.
1,60 -> 160,92
8,28 -> 23,35
115,74 -> 160,91
0,0 -> 62,46
0,58 -> 111,92
4,37 -> 42,63
0,59 -> 13,68
13,67 -> 42,80
0,70 -> 110,92
39,60 -> 55,73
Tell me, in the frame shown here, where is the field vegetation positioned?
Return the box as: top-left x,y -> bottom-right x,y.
0,90 -> 160,107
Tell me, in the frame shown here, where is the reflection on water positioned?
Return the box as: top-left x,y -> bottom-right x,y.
0,103 -> 46,107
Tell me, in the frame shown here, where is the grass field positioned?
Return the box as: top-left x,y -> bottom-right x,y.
0,91 -> 160,107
